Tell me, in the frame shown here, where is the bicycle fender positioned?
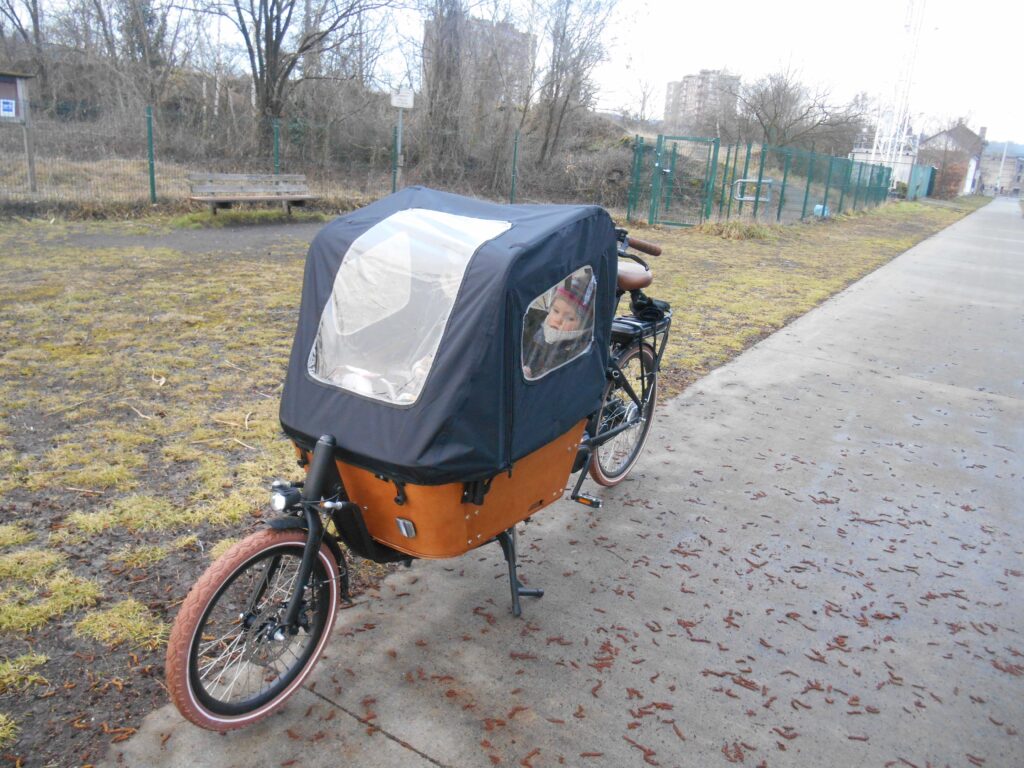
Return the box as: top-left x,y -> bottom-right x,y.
267,515 -> 308,531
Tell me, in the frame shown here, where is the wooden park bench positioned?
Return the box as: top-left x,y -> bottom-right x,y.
187,173 -> 319,215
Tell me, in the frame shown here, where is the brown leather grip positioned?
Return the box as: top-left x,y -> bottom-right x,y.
626,236 -> 662,256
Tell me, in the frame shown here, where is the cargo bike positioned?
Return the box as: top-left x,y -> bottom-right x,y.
166,188 -> 672,730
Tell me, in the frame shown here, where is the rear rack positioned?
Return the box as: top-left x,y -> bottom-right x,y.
609,312 -> 672,369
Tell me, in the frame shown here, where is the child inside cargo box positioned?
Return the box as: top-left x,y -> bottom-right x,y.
522,270 -> 595,380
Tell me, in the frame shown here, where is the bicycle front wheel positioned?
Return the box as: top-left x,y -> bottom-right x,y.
166,529 -> 339,731
590,343 -> 657,487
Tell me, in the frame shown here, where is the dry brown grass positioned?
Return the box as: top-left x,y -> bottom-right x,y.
0,714 -> 17,749
74,599 -> 168,650
0,654 -> 48,694
631,197 -> 990,396
0,153 -> 376,213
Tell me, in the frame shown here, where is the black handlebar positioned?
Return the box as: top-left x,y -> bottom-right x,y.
615,227 -> 660,270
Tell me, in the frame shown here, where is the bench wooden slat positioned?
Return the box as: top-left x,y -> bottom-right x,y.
190,179 -> 310,187
187,173 -> 308,183
188,195 -> 318,203
187,171 -> 318,215
190,184 -> 312,195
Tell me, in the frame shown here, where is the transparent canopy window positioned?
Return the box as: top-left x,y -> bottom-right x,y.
521,266 -> 596,381
309,209 -> 511,405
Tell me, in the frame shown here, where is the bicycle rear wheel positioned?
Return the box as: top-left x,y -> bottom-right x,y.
166,529 -> 339,731
589,343 -> 657,487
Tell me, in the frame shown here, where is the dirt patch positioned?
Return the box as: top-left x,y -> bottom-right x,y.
3,217 -> 324,256
0,198 -> 989,766
70,225 -> 322,255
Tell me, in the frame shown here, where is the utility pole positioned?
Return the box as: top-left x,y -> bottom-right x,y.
995,141 -> 1008,195
391,88 -> 414,191
4,74 -> 38,193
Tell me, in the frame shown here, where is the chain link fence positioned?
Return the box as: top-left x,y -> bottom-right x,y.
704,143 -> 894,225
1,103 -> 635,211
709,143 -> 894,224
1,103 -> 929,222
621,138 -> 916,227
0,102 -> 154,203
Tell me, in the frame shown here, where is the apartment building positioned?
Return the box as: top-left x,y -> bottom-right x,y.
664,69 -> 739,130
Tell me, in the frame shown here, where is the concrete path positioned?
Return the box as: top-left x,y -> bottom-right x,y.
107,199 -> 1024,767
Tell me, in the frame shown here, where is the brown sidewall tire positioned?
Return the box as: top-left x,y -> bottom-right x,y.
165,529 -> 339,731
589,343 -> 657,487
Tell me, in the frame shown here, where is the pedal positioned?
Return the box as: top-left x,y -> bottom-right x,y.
572,492 -> 602,509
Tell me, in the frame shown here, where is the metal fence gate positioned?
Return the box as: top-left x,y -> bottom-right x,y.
627,135 -> 719,226
626,136 -> 896,227
907,164 -> 934,201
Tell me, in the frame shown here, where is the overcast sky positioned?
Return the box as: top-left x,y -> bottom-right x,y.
589,0 -> 1023,142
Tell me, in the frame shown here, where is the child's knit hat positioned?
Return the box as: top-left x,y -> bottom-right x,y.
555,273 -> 595,313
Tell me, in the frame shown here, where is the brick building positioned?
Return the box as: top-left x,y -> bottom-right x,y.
918,122 -> 985,198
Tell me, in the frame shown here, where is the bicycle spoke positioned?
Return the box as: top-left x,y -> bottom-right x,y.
199,631 -> 246,679
188,542 -> 331,708
220,647 -> 256,701
197,622 -> 246,661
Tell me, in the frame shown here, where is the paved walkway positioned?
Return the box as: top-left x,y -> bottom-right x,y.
107,198 -> 1024,767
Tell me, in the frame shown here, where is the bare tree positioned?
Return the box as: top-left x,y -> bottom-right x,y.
208,0 -> 393,125
732,69 -> 868,153
686,82 -> 741,143
40,0 -> 195,116
415,0 -> 540,188
618,78 -> 654,127
0,0 -> 49,104
421,0 -> 466,178
633,79 -> 655,124
465,3 -> 537,190
118,0 -> 193,106
534,0 -> 614,166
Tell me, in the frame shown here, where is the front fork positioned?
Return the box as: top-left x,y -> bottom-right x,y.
280,434 -> 335,634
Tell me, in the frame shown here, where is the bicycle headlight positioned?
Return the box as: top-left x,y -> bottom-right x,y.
270,483 -> 302,512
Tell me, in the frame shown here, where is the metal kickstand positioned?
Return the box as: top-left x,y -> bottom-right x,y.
495,527 -> 543,617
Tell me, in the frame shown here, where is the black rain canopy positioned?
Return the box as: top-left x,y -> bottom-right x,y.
280,187 -> 618,485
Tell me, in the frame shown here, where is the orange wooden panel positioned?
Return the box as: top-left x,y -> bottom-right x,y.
333,419 -> 587,559
335,464 -> 467,558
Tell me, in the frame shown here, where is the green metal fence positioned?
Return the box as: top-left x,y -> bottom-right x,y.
715,145 -> 893,223
0,104 -> 636,211
625,138 -> 896,226
717,144 -> 894,223
0,105 -> 401,206
1,103 -> 918,222
0,101 -> 154,204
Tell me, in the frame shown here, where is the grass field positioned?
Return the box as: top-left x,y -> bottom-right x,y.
0,195 -> 989,765
642,197 -> 990,396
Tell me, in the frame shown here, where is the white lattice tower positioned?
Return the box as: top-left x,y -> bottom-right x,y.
870,0 -> 926,175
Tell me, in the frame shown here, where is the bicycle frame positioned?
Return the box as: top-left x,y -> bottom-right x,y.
167,194 -> 676,732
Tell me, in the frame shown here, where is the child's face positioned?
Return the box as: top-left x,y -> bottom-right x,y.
546,296 -> 580,332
